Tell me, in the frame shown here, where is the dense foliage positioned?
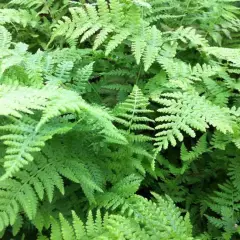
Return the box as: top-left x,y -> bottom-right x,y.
0,0 -> 240,239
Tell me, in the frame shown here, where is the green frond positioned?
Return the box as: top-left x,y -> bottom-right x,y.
181,134 -> 208,162
23,50 -> 45,86
0,42 -> 28,76
0,84 -> 54,118
52,61 -> 74,84
158,57 -> 224,88
9,0 -> 45,8
228,157 -> 240,193
67,62 -> 94,94
202,78 -> 230,106
204,47 -> 240,67
105,30 -> 131,55
143,26 -> 163,71
96,174 -> 143,212
154,91 -> 233,154
210,131 -> 232,150
1,0 -> 240,238
0,26 -> 12,51
113,85 -> 154,143
0,116 -> 74,179
47,193 -> 195,240
0,141 -> 104,231
206,180 -> 240,235
0,9 -> 39,27
172,27 -> 209,47
49,1 -> 163,70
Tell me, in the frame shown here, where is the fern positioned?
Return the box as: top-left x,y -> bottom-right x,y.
158,57 -> 224,89
66,62 -> 94,94
0,9 -> 39,27
180,134 -> 208,162
0,116 -> 74,179
0,141 -> 104,232
204,47 -> 240,67
9,0 -> 48,9
206,181 -> 240,237
113,85 -> 154,143
171,26 -> 209,47
0,85 -> 126,176
1,0 -> 240,238
0,26 -> 11,51
153,91 -> 233,154
47,193 -> 195,240
49,0 -> 165,70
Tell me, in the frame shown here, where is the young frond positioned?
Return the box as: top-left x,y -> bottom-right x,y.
9,0 -> 46,9
0,84 -> 125,144
0,84 -> 54,118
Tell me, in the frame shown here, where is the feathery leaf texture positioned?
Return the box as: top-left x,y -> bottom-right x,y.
180,134 -> 208,162
113,85 -> 154,143
48,194 -> 194,240
154,91 -> 233,154
0,85 -> 126,176
0,141 -> 104,232
0,0 -> 240,238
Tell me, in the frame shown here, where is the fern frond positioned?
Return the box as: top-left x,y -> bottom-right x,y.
48,193 -> 194,240
180,134 -> 208,162
228,157 -> 240,193
204,47 -> 240,67
113,85 -> 154,143
0,84 -> 54,118
0,84 -> 126,176
158,57 -> 223,89
9,0 -> 47,9
202,78 -> 230,106
66,62 -> 94,94
0,26 -> 12,51
0,142 -> 104,231
154,91 -> 233,154
50,1 -> 164,70
0,116 -> 74,179
206,181 -> 240,235
171,27 -> 209,47
143,26 -> 163,71
0,9 -> 39,27
96,174 -> 142,212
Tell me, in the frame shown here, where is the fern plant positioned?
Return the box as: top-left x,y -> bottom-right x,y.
0,0 -> 240,239
42,193 -> 196,240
